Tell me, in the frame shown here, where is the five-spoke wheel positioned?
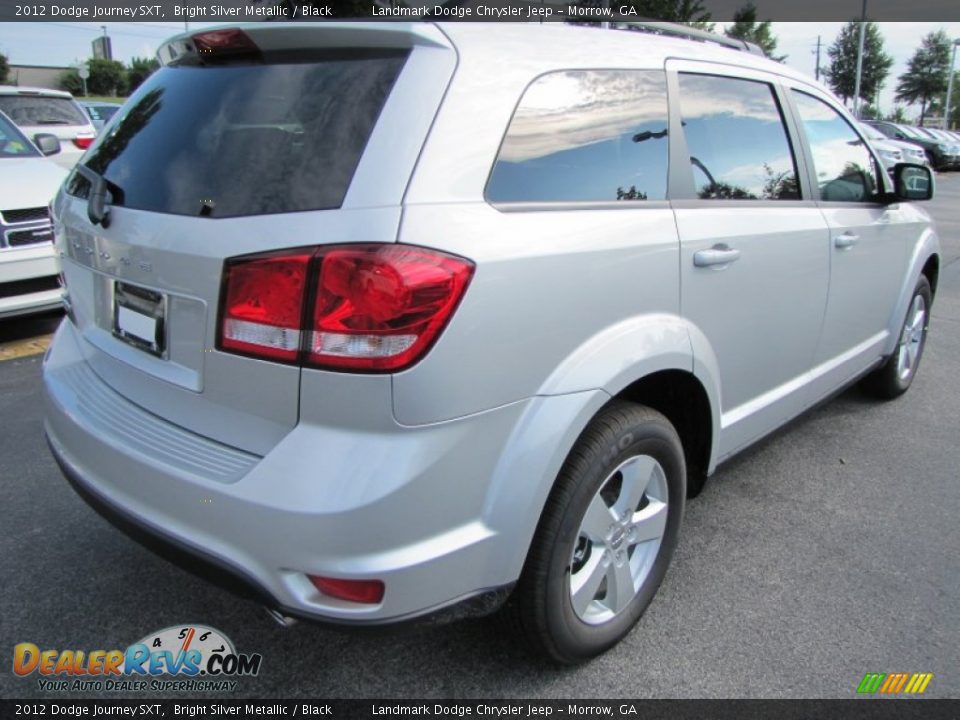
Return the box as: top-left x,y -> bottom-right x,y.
508,402 -> 685,664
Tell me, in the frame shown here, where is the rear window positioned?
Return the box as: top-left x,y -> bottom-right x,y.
68,50 -> 407,218
0,95 -> 88,127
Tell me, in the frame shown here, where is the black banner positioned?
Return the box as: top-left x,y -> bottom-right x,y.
2,0 -> 959,22
2,700 -> 960,719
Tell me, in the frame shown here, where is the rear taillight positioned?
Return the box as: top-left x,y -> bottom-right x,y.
73,137 -> 93,149
217,244 -> 473,372
219,250 -> 313,362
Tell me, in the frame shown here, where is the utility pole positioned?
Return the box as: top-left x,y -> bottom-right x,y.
814,35 -> 822,82
944,39 -> 959,130
852,0 -> 867,118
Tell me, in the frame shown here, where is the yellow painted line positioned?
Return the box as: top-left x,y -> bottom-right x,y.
0,333 -> 53,361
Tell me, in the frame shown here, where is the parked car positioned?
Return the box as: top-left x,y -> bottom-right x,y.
858,122 -> 905,170
867,120 -> 958,170
0,86 -> 96,170
44,22 -> 939,664
80,101 -> 123,131
913,127 -> 960,169
921,128 -> 960,165
860,122 -> 927,167
0,110 -> 66,319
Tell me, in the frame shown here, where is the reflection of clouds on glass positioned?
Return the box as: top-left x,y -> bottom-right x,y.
678,74 -> 783,124
498,71 -> 667,163
722,154 -> 795,195
808,136 -> 869,179
792,92 -> 877,199
679,74 -> 799,201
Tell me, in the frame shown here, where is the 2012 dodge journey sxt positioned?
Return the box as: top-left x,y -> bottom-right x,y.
43,21 -> 939,663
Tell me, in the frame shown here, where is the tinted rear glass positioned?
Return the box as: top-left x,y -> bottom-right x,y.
69,51 -> 407,218
0,95 -> 88,127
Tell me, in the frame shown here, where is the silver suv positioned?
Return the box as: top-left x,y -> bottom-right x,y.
43,22 -> 939,663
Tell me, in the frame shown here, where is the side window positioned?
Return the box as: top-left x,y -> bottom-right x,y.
487,70 -> 669,203
677,73 -> 800,200
791,91 -> 881,203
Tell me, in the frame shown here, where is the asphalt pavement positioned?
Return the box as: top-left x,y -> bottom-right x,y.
2,177 -> 958,699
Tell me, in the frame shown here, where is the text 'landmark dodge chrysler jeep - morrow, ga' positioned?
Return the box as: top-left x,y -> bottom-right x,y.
43,21 -> 939,663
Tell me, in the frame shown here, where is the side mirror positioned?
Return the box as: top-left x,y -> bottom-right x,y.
890,163 -> 934,202
33,133 -> 61,157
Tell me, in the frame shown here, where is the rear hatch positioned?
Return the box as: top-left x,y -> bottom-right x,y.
53,23 -> 455,455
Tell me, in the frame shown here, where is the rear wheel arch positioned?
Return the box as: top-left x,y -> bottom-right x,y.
922,253 -> 939,298
612,370 -> 713,498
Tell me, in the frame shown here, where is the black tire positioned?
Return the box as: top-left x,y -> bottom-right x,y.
507,401 -> 685,664
862,275 -> 932,399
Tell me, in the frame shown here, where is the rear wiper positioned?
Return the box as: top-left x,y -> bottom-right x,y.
73,164 -> 113,228
34,119 -> 71,125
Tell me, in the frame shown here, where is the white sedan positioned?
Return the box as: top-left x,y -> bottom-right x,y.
0,110 -> 67,319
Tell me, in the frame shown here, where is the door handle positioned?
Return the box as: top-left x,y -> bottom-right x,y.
834,232 -> 860,249
694,244 -> 741,268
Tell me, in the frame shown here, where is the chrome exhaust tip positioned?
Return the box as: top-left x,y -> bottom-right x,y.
264,607 -> 298,628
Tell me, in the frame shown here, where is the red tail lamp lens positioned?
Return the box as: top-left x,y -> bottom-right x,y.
308,245 -> 474,372
309,576 -> 385,605
218,251 -> 313,362
217,244 -> 473,371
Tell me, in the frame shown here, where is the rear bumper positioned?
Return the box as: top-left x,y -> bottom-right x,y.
47,431 -> 511,626
0,246 -> 61,318
43,319 -> 598,624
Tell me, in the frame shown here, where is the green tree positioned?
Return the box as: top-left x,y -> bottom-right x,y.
625,0 -> 713,29
0,51 -> 9,85
724,3 -> 785,61
859,103 -> 881,120
887,105 -> 909,123
87,58 -> 127,96
824,21 -> 893,108
127,57 -> 160,94
59,68 -> 84,96
895,30 -> 952,126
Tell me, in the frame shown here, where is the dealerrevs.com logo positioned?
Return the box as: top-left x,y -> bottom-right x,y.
12,625 -> 262,693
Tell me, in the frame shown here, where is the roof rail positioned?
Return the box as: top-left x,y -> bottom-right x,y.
609,20 -> 767,57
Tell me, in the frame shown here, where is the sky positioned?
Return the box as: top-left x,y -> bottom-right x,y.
1,21 -> 959,116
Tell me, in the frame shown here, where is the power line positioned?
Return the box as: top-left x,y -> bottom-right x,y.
44,22 -> 176,39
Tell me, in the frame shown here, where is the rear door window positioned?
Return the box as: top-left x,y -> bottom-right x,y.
487,70 -> 670,203
677,73 -> 800,200
68,50 -> 408,218
0,95 -> 88,127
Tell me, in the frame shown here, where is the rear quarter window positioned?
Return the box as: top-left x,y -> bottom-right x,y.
487,70 -> 670,204
69,50 -> 408,218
